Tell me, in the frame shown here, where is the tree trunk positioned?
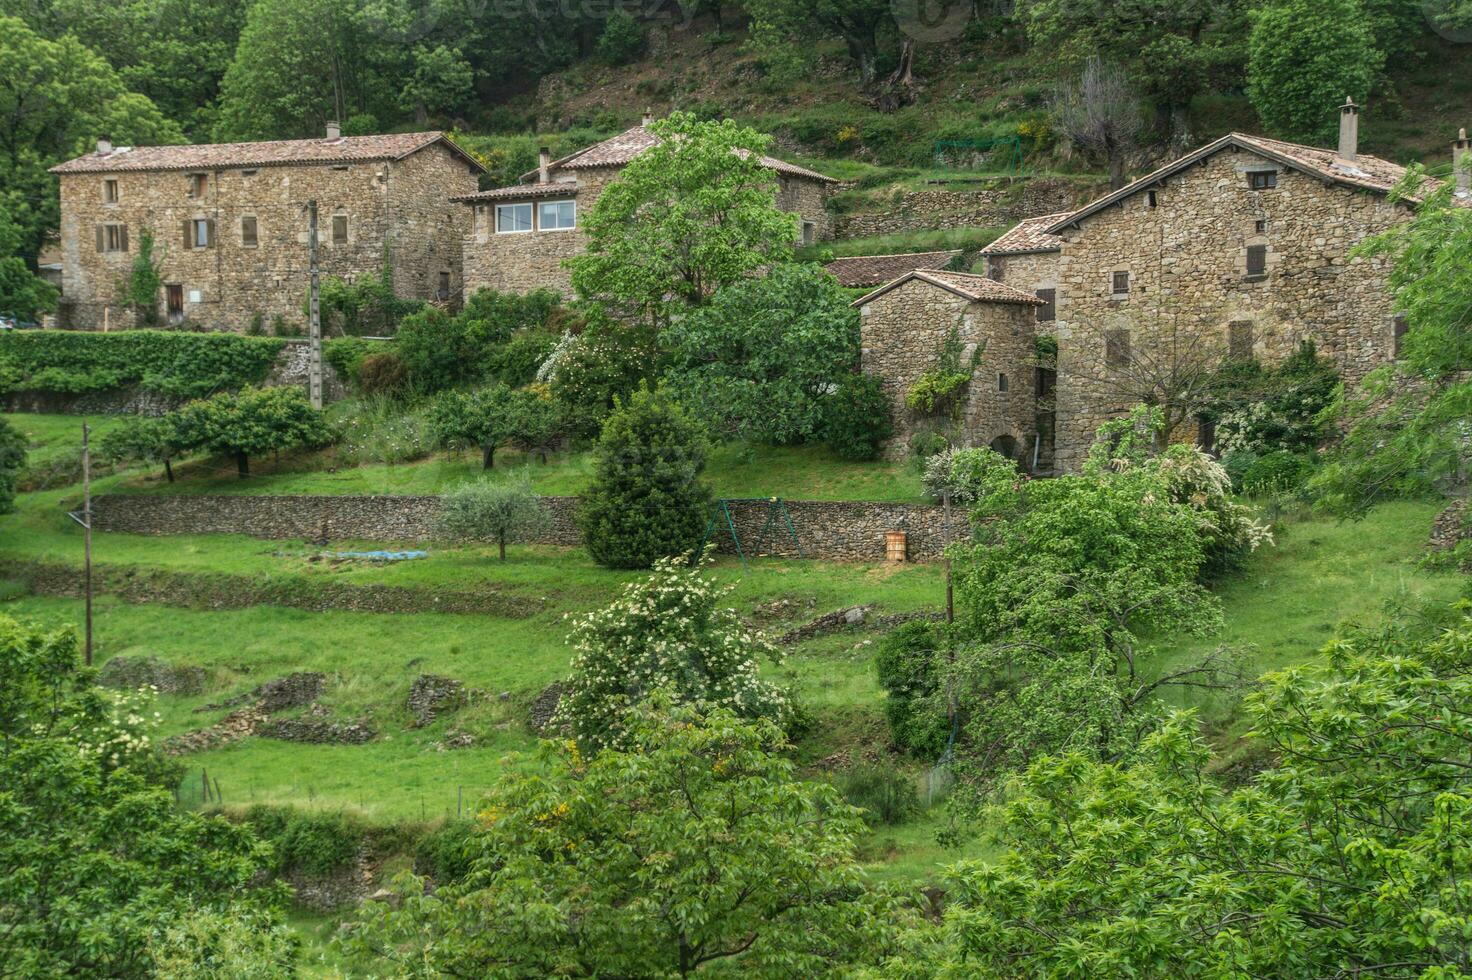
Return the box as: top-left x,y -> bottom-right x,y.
236,451 -> 249,478
163,458 -> 174,483
498,532 -> 506,562
482,444 -> 495,469
1108,153 -> 1128,190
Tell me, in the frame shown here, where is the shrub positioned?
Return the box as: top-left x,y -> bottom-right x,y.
1242,449 -> 1316,497
905,369 -> 970,416
485,330 -> 558,388
412,820 -> 478,886
545,315 -> 657,440
1219,447 -> 1261,493
435,474 -> 549,560
0,330 -> 285,399
507,384 -> 565,461
578,387 -> 712,569
821,373 -> 892,461
171,385 -> 333,478
274,811 -> 362,875
395,307 -> 469,393
922,446 -> 1022,506
555,556 -> 790,748
874,620 -> 950,758
322,336 -> 375,388
460,287 -> 562,349
315,270 -> 423,337
334,397 -> 435,465
836,762 -> 920,826
357,351 -> 409,396
0,416 -> 26,514
597,9 -> 647,64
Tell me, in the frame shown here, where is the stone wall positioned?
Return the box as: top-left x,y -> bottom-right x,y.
858,277 -> 1040,464
836,176 -> 1103,239
1051,148 -> 1410,473
57,141 -> 477,332
90,492 -> 971,561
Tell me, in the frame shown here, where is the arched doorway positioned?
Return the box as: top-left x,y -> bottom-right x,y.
989,434 -> 1018,460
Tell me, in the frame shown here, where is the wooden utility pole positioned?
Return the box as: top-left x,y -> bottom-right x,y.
307,200 -> 323,409
70,424 -> 94,664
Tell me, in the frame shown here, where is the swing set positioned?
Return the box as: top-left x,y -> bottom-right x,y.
696,497 -> 804,567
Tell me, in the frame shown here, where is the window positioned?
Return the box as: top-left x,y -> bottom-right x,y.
1392,314 -> 1409,359
986,256 -> 1004,281
437,271 -> 450,301
801,221 -> 816,246
1035,287 -> 1056,323
331,165 -> 349,172
1147,190 -> 1158,208
187,173 -> 207,198
538,199 -> 576,231
1255,219 -> 1268,233
1112,270 -> 1130,295
241,169 -> 258,177
1246,244 -> 1268,277
1248,171 -> 1277,190
1105,328 -> 1131,367
998,373 -> 1009,392
496,203 -> 533,233
96,223 -> 128,253
103,179 -> 119,204
1229,320 -> 1254,359
332,215 -> 348,244
183,217 -> 213,249
241,215 -> 258,247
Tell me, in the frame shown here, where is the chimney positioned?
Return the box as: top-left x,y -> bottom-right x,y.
642,107 -> 654,127
1455,127 -> 1471,195
325,120 -> 341,140
538,146 -> 551,184
96,136 -> 113,156
1338,97 -> 1359,161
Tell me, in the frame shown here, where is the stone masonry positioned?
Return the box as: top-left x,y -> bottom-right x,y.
51,131 -> 482,332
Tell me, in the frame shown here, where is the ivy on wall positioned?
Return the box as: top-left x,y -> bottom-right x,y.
0,330 -> 286,399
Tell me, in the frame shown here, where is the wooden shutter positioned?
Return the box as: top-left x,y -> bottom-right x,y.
119,225 -> 129,252
1246,245 -> 1267,276
1106,328 -> 1131,367
96,226 -> 105,252
1112,271 -> 1129,294
1035,288 -> 1056,323
183,219 -> 193,248
205,219 -> 215,248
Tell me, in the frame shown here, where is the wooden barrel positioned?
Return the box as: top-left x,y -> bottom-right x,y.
885,531 -> 907,563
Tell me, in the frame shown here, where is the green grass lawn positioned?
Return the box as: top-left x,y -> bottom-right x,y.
1,412 -> 927,503
796,225 -> 1010,261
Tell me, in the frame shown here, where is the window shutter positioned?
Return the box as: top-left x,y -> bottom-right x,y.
205,219 -> 216,248
96,226 -> 105,252
183,220 -> 193,248
119,225 -> 129,252
1035,288 -> 1056,323
1112,271 -> 1130,294
1246,245 -> 1267,276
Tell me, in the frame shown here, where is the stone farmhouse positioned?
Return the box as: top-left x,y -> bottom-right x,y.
50,127 -> 483,332
862,101 -> 1472,473
454,117 -> 838,299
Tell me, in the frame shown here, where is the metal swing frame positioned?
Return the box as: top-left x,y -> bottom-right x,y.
697,497 -> 804,567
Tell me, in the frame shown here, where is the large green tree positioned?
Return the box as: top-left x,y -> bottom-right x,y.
0,614 -> 288,978
568,112 -> 798,328
1312,172 -> 1472,516
743,0 -> 897,83
344,702 -> 896,977
902,608 -> 1472,977
0,15 -> 182,265
661,263 -> 859,445
0,204 -> 58,321
170,385 -> 332,478
1247,0 -> 1382,143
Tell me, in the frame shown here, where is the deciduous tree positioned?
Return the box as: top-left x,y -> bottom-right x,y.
1247,0 -> 1381,143
171,385 -> 332,477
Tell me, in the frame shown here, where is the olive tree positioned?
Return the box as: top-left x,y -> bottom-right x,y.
434,474 -> 549,561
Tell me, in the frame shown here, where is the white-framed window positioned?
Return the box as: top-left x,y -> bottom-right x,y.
496,203 -> 534,233
538,199 -> 576,231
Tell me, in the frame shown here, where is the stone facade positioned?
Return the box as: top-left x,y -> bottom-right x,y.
1050,146 -> 1409,472
89,492 -> 971,561
857,273 -> 1045,464
53,135 -> 480,332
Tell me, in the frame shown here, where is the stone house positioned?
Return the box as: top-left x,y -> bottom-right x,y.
50,127 -> 483,332
455,118 -> 838,299
824,250 -> 961,288
1045,102 -> 1469,472
854,269 -> 1045,464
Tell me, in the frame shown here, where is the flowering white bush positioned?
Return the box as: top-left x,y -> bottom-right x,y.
554,553 -> 790,749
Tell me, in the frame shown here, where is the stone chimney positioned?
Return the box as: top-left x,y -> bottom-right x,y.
1338,97 -> 1359,161
1455,127 -> 1471,195
539,146 -> 551,183
642,108 -> 654,127
325,120 -> 341,140
96,136 -> 112,156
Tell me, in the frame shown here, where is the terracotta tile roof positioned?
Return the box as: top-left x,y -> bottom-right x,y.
979,212 -> 1071,255
1046,131 -> 1460,234
451,182 -> 579,203
50,132 -> 484,174
824,250 -> 961,287
520,125 -> 838,184
852,268 -> 1045,308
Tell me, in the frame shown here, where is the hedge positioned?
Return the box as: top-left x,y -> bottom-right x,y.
0,330 -> 286,400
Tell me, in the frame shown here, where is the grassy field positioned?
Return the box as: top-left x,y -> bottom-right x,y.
4,412 -> 928,503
